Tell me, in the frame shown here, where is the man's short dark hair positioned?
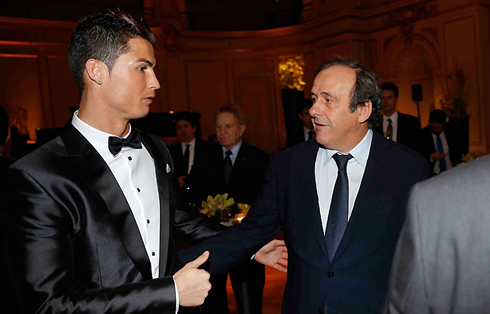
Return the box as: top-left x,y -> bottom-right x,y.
0,105 -> 8,145
174,111 -> 201,138
68,11 -> 155,94
429,109 -> 447,124
314,56 -> 382,128
381,82 -> 399,98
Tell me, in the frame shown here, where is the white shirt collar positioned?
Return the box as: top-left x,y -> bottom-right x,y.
181,137 -> 196,149
325,129 -> 373,168
71,110 -> 132,158
383,111 -> 398,122
222,139 -> 242,157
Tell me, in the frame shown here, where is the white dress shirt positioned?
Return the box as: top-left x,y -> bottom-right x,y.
315,129 -> 373,234
383,111 -> 398,142
181,137 -> 196,174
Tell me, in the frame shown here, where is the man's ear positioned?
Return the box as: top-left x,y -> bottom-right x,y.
239,124 -> 246,137
85,59 -> 104,85
357,100 -> 373,124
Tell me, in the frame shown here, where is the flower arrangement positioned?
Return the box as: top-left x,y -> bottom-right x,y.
278,56 -> 306,91
200,194 -> 235,222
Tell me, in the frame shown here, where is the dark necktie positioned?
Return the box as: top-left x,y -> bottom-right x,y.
183,144 -> 190,175
325,153 -> 353,262
386,118 -> 393,140
108,130 -> 142,156
224,150 -> 233,185
436,134 -> 446,172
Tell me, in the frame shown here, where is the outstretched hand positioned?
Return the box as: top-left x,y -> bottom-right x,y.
255,239 -> 288,273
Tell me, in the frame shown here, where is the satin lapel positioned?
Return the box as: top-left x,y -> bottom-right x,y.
296,142 -> 330,260
331,133 -> 388,263
60,123 -> 152,279
138,132 -> 172,277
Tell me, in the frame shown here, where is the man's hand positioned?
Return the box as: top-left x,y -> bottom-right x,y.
177,175 -> 186,188
431,152 -> 447,160
173,251 -> 211,307
255,239 -> 288,273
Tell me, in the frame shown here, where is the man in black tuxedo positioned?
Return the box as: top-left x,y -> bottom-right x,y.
0,12 -> 280,314
202,103 -> 270,314
168,112 -> 209,208
374,82 -> 421,150
179,57 -> 428,313
417,109 -> 459,176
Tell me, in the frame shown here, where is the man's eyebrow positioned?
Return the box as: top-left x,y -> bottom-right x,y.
311,91 -> 338,101
136,58 -> 155,67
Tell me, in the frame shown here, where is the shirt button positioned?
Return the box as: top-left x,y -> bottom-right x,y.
327,271 -> 335,278
128,156 -> 132,161
147,219 -> 150,224
137,188 -> 141,192
152,252 -> 156,256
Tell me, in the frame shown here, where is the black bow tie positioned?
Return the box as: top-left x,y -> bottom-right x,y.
108,130 -> 142,156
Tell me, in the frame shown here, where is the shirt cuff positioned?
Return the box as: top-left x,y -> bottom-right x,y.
173,277 -> 179,314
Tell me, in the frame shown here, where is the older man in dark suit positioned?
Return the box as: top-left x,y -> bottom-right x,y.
200,103 -> 270,314
180,57 -> 428,314
0,12 -> 281,314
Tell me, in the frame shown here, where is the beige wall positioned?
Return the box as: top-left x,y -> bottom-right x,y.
0,0 -> 489,157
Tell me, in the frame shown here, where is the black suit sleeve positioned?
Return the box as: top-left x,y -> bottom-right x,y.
1,167 -> 178,314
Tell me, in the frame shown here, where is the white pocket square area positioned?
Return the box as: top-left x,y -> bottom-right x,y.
166,164 -> 171,173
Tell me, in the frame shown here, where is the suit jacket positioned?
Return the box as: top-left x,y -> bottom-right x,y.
285,126 -> 314,148
384,155 -> 490,313
168,138 -> 209,206
179,132 -> 428,314
416,126 -> 460,175
0,123 -> 222,314
204,141 -> 270,215
375,112 -> 421,150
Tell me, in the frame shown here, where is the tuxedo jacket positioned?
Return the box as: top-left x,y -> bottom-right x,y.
204,141 -> 270,214
375,112 -> 421,150
0,123 -> 222,314
384,155 -> 490,313
416,126 -> 460,175
180,132 -> 428,314
168,138 -> 210,206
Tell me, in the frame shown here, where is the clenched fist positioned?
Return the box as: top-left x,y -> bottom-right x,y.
173,251 -> 212,307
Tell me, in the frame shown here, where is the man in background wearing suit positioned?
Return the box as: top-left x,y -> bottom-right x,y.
375,82 -> 421,150
179,57 -> 428,313
417,109 -> 459,176
384,155 -> 490,313
0,12 -> 248,314
168,112 -> 209,208
201,103 -> 270,314
286,99 -> 315,147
